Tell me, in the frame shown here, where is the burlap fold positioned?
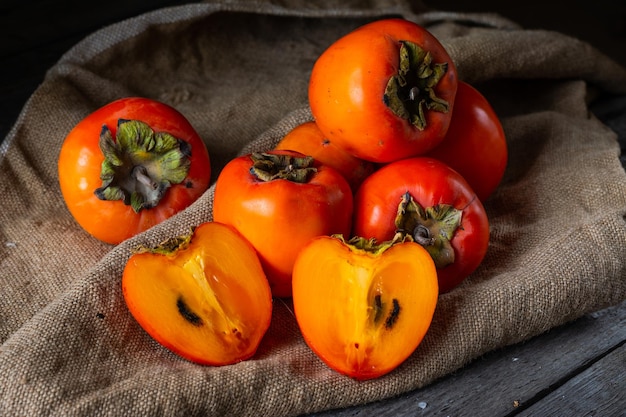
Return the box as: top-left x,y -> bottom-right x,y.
2,1 -> 626,415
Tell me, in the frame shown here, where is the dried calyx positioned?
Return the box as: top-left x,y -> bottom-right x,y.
332,233 -> 414,256
394,192 -> 461,268
249,152 -> 317,183
383,40 -> 450,130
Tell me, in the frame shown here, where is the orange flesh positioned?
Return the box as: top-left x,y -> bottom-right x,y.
122,222 -> 272,365
292,237 -> 438,379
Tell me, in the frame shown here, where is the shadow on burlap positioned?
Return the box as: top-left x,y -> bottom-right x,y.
1,0 -> 626,415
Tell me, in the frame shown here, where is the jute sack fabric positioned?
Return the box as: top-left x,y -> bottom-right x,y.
1,0 -> 626,415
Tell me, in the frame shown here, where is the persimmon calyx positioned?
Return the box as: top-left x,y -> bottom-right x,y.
132,227 -> 194,255
394,192 -> 460,268
249,152 -> 317,183
332,233 -> 413,256
384,40 -> 450,130
95,119 -> 192,213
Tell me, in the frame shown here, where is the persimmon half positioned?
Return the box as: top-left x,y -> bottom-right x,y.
122,222 -> 272,366
292,235 -> 438,380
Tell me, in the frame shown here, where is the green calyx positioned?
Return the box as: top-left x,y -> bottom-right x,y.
394,192 -> 461,268
249,152 -> 317,183
383,40 -> 450,130
95,119 -> 192,213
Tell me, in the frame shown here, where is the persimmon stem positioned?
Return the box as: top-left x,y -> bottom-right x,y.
394,191 -> 461,268
383,40 -> 450,130
133,166 -> 158,190
95,119 -> 191,213
412,224 -> 435,246
408,86 -> 420,101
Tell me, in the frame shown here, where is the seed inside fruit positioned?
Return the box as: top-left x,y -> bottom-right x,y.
176,296 -> 203,327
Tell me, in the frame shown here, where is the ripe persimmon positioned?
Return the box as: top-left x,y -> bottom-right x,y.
213,150 -> 353,298
425,81 -> 507,202
353,157 -> 490,293
292,235 -> 438,380
58,97 -> 211,244
122,222 -> 272,366
274,121 -> 377,192
308,18 -> 457,163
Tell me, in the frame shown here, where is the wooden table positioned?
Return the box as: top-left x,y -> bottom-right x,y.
1,1 -> 624,416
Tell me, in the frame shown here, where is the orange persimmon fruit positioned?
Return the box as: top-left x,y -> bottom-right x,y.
122,221 -> 272,366
274,121 -> 377,192
292,234 -> 438,380
213,150 -> 353,298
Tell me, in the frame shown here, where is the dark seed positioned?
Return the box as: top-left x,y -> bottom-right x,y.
385,299 -> 401,329
177,296 -> 203,326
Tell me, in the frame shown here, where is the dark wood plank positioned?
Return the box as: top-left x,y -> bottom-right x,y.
307,300 -> 626,416
518,344 -> 626,417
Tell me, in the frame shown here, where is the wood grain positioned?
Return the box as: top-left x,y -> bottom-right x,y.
307,301 -> 626,416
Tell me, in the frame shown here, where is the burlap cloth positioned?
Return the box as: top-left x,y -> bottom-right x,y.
1,0 -> 626,415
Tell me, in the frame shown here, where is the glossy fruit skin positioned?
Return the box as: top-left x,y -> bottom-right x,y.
292,235 -> 438,380
308,18 -> 458,163
212,150 -> 354,298
122,221 -> 272,366
353,157 -> 489,293
58,97 -> 211,244
426,81 -> 507,201
274,121 -> 377,192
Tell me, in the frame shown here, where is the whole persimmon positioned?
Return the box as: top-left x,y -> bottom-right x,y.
122,222 -> 272,366
292,235 -> 438,380
213,150 -> 353,298
353,157 -> 489,293
58,97 -> 211,244
426,81 -> 507,201
274,121 -> 377,192
309,18 -> 458,163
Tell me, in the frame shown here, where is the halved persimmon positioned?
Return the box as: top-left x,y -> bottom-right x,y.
292,235 -> 438,380
122,222 -> 272,366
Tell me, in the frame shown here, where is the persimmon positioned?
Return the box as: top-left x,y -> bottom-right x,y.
292,235 -> 438,380
274,121 -> 377,192
353,157 -> 490,293
122,222 -> 272,366
309,18 -> 457,163
425,81 -> 507,201
213,150 -> 353,298
58,97 -> 211,244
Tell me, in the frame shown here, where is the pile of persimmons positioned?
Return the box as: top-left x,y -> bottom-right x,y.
58,18 -> 507,380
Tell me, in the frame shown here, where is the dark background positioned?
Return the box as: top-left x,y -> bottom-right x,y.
0,0 -> 624,142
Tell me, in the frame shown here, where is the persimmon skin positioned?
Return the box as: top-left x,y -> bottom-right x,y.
122,222 -> 272,366
309,18 -> 458,163
213,150 -> 354,298
58,97 -> 211,244
426,81 -> 508,201
274,121 -> 377,192
292,236 -> 438,380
